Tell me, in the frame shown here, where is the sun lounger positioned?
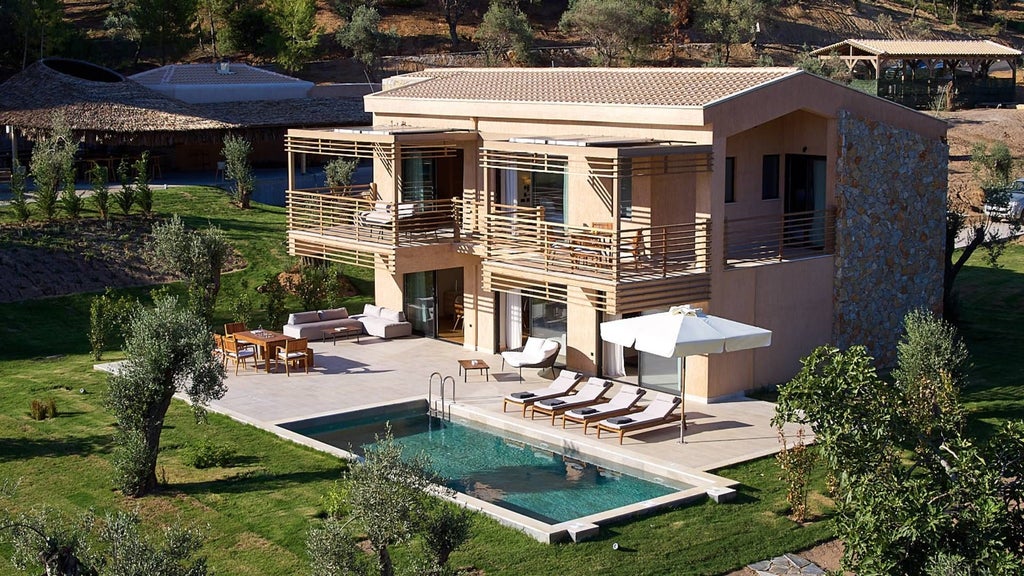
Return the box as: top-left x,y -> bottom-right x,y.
595,392 -> 682,444
528,377 -> 613,425
502,370 -> 582,417
561,385 -> 647,434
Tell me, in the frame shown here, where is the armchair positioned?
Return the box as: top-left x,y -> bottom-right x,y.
501,337 -> 561,380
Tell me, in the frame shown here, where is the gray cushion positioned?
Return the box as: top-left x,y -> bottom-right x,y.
319,308 -> 349,321
287,311 -> 321,325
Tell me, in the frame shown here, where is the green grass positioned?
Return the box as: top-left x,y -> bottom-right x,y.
2,188 -> 1021,575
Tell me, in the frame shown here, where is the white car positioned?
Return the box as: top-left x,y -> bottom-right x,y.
983,179 -> 1024,222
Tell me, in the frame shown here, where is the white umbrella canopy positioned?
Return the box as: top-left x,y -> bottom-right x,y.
599,305 -> 773,442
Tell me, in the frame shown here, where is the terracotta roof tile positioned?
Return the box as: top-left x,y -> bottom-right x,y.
812,39 -> 1021,57
373,68 -> 800,107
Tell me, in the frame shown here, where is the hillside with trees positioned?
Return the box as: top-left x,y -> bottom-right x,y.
1,0 -> 1022,83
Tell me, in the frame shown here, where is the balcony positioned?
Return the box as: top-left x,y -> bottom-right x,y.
724,208 -> 836,266
479,202 -> 711,314
286,186 -> 458,270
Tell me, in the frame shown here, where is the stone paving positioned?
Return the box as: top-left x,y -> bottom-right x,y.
748,554 -> 826,575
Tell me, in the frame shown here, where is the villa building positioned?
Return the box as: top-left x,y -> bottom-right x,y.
283,67 -> 948,401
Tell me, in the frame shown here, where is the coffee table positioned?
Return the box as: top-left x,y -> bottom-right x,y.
457,359 -> 490,382
322,325 -> 362,345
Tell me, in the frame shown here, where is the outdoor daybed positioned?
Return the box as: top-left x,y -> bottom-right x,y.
353,304 -> 413,339
595,392 -> 682,444
502,370 -> 582,417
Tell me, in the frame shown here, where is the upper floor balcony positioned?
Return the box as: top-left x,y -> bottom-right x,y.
724,208 -> 836,267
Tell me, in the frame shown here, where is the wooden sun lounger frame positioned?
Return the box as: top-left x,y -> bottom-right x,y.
530,396 -> 610,425
501,372 -> 582,417
596,411 -> 684,444
561,404 -> 645,434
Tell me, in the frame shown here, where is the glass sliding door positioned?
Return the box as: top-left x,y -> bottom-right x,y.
524,294 -> 567,363
401,153 -> 436,202
403,271 -> 436,338
499,165 -> 566,224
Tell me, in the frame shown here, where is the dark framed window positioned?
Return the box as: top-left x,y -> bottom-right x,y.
762,154 -> 780,200
619,158 -> 633,218
724,157 -> 735,203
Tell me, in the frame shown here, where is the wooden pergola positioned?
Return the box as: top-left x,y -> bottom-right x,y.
812,39 -> 1022,108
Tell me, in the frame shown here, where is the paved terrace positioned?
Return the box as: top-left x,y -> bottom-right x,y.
205,335 -> 798,475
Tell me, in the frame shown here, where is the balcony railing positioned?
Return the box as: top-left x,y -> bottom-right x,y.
481,202 -> 710,282
724,208 -> 835,266
288,186 -> 458,247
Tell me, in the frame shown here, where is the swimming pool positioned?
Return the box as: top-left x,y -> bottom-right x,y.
284,401 -> 708,537
286,408 -> 691,525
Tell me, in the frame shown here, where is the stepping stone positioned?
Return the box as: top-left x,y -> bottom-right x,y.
747,553 -> 824,575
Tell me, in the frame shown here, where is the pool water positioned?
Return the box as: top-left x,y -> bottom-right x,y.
292,411 -> 687,524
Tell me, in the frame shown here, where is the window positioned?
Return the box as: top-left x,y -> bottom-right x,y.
724,157 -> 735,203
762,154 -> 780,200
619,158 -> 633,218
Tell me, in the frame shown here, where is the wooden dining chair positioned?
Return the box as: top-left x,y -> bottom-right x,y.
223,335 -> 256,375
212,333 -> 227,366
224,322 -> 246,335
275,338 -> 310,376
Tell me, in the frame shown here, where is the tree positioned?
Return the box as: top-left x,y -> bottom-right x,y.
474,0 -> 534,65
105,294 -> 226,497
773,312 -> 1024,574
135,0 -> 199,64
30,115 -> 78,222
105,0 -> 143,64
347,430 -> 432,576
8,161 -> 31,222
695,0 -> 768,66
436,0 -> 477,48
944,143 -> 1022,319
336,5 -> 398,81
221,133 -> 255,209
325,157 -> 358,189
559,0 -> 669,66
271,0 -> 320,72
1,503 -> 209,576
147,215 -> 231,319
220,2 -> 279,59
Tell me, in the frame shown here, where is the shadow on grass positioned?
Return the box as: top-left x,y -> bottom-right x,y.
171,467 -> 342,496
0,433 -> 115,462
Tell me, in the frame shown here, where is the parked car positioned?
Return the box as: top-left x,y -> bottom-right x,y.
983,179 -> 1024,222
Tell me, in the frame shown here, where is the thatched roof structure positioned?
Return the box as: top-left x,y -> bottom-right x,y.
0,59 -> 369,143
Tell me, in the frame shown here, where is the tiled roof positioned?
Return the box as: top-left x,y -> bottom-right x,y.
372,68 -> 800,107
130,63 -> 310,86
811,39 -> 1021,57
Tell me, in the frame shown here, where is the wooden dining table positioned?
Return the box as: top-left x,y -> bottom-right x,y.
232,329 -> 294,372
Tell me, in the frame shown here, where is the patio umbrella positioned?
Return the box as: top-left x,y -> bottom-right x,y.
599,305 -> 772,442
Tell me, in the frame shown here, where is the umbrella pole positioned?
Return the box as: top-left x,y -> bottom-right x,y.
678,356 -> 687,444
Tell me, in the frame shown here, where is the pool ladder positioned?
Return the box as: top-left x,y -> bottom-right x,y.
427,372 -> 456,421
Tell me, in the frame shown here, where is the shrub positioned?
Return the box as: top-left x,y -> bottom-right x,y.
260,273 -> 289,329
114,158 -> 136,216
776,426 -> 815,522
181,438 -> 233,469
222,134 -> 254,209
89,289 -> 136,360
230,279 -> 257,328
325,157 -> 358,189
295,264 -> 340,311
8,161 -> 30,222
59,184 -> 85,219
29,398 -> 58,420
30,116 -> 77,221
133,151 -> 153,216
88,162 -> 110,219
321,480 -> 349,519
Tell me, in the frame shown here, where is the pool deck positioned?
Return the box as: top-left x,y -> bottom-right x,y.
201,335 -> 802,477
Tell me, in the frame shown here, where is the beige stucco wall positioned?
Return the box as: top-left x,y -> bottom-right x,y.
707,256 -> 835,399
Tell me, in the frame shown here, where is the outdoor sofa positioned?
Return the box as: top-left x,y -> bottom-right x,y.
281,304 -> 412,340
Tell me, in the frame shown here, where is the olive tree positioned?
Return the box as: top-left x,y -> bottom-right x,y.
773,311 -> 1024,574
148,215 -> 230,319
336,5 -> 398,81
309,429 -> 471,576
1,504 -> 209,576
474,0 -> 534,65
221,133 -> 255,208
30,115 -> 78,221
559,0 -> 668,66
106,294 -> 226,497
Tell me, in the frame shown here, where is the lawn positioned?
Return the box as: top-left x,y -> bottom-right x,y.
1,187 -> 1021,575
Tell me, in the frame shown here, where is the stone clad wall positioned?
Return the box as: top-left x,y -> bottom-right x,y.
834,110 -> 947,365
